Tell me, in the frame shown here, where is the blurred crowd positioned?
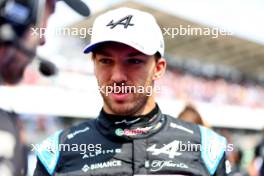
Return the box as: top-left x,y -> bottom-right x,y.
158,71 -> 264,108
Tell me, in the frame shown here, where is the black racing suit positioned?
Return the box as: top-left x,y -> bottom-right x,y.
34,104 -> 229,176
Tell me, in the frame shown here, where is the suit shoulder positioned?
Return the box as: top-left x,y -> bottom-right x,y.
34,130 -> 62,175
164,114 -> 201,134
199,126 -> 227,175
34,119 -> 95,175
60,119 -> 95,141
165,115 -> 227,175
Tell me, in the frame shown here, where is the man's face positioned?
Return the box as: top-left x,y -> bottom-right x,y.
0,0 -> 53,84
93,42 -> 166,116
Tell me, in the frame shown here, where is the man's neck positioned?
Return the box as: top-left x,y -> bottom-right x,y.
136,100 -> 156,116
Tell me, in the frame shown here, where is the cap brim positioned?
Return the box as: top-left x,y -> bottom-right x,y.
83,43 -> 99,54
83,39 -> 156,56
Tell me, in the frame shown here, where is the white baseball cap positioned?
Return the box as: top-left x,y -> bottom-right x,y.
83,7 -> 164,57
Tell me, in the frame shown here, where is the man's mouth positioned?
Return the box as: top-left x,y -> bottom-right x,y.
110,92 -> 130,102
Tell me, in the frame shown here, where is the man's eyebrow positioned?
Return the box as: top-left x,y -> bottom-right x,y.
127,52 -> 146,57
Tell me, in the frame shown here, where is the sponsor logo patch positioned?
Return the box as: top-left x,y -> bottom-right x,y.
82,160 -> 122,172
147,140 -> 182,159
146,160 -> 188,172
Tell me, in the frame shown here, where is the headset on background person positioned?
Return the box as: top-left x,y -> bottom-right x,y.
0,0 -> 90,77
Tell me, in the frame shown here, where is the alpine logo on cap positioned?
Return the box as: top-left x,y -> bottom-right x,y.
106,15 -> 134,29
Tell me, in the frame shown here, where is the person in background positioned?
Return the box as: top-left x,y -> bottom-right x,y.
228,148 -> 245,176
178,104 -> 206,126
0,0 -> 90,175
248,129 -> 264,176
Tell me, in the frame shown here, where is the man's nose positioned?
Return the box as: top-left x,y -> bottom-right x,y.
111,64 -> 127,83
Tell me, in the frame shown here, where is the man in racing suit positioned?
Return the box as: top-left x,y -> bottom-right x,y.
34,7 -> 230,176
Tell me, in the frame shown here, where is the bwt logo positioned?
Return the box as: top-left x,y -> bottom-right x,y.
115,128 -> 148,136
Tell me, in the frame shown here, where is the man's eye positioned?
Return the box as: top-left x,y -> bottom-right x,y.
127,58 -> 143,64
99,58 -> 112,64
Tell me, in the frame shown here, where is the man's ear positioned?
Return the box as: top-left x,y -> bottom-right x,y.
153,58 -> 166,80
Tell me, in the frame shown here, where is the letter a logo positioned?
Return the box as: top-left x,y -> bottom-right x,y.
106,15 -> 134,29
